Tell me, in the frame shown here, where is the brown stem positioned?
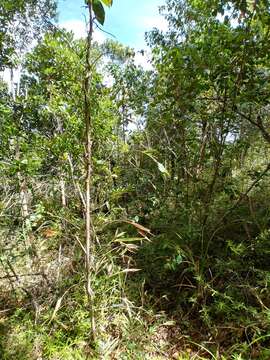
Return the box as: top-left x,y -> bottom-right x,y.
236,110 -> 270,144
67,154 -> 86,209
84,1 -> 96,340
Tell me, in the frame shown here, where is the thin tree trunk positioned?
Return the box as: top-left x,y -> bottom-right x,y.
15,144 -> 30,221
67,154 -> 86,209
10,67 -> 15,100
84,2 -> 95,340
60,179 -> 67,207
55,115 -> 67,208
196,121 -> 209,176
19,175 -> 29,219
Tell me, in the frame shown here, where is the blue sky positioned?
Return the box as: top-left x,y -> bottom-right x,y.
58,0 -> 167,49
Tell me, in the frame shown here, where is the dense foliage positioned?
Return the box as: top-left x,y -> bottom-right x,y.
1,0 -> 270,359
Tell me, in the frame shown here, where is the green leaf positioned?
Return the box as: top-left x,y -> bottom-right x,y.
93,0 -> 105,25
142,151 -> 170,178
157,162 -> 170,176
101,0 -> 113,6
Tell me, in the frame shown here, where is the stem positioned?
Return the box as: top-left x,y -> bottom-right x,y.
84,1 -> 96,341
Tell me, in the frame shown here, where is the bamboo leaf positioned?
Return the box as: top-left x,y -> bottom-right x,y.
109,269 -> 141,277
143,151 -> 170,178
50,296 -> 64,322
122,268 -> 141,273
114,237 -> 144,242
157,162 -> 170,176
124,220 -> 152,235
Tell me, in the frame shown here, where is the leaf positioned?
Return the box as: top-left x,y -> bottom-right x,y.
124,244 -> 139,252
124,220 -> 152,235
50,296 -> 63,322
93,0 -> 105,25
109,268 -> 141,277
42,228 -> 59,238
157,162 -> 170,176
162,320 -> 176,326
101,0 -> 113,6
142,151 -> 170,178
114,237 -> 144,243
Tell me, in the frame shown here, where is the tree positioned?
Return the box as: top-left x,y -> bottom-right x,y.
0,0 -> 57,69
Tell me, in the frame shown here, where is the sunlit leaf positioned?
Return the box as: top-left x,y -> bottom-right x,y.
142,151 -> 170,178
157,162 -> 170,176
101,0 -> 113,6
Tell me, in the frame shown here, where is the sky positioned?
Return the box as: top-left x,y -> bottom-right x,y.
57,0 -> 167,49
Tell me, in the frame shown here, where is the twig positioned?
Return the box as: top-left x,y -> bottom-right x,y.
0,272 -> 43,280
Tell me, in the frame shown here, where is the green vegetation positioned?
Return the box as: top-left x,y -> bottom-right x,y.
1,0 -> 270,358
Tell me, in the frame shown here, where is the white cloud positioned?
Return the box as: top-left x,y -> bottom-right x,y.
60,20 -> 106,43
60,20 -> 86,39
141,15 -> 168,33
134,51 -> 153,70
132,14 -> 167,68
93,29 -> 107,44
132,12 -> 168,50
